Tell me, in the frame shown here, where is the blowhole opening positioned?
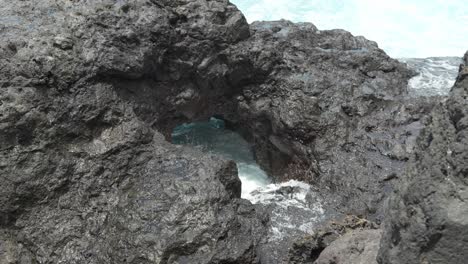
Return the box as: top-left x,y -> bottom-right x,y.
171,116 -> 271,199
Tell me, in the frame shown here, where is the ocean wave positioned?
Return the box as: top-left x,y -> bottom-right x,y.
399,57 -> 462,96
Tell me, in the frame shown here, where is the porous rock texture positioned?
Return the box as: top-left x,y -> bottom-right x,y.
314,229 -> 382,264
378,52 -> 468,264
0,0 -> 444,263
288,215 -> 379,263
0,0 -> 266,263
226,20 -> 436,219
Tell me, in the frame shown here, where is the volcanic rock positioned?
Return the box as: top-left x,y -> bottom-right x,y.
289,215 -> 378,263
0,0 -> 446,263
378,52 -> 468,264
0,1 -> 265,263
224,20 -> 437,219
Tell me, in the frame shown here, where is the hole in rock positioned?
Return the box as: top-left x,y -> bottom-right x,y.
172,117 -> 330,250
171,116 -> 271,199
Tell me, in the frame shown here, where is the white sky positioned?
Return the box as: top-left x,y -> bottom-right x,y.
230,0 -> 467,58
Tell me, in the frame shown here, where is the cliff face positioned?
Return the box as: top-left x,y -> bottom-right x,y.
0,1 -> 267,263
224,20 -> 436,219
378,52 -> 468,264
0,0 -> 449,263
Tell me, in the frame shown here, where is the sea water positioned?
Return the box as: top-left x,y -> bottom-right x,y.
172,117 -> 326,241
399,56 -> 462,96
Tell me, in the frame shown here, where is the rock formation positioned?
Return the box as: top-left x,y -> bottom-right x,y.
314,229 -> 382,264
224,20 -> 437,219
0,0 -> 462,263
0,0 -> 266,263
378,52 -> 468,263
288,215 -> 379,263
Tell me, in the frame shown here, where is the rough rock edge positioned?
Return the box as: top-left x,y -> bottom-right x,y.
0,1 -> 266,263
378,51 -> 468,264
0,0 -> 445,263
289,215 -> 378,263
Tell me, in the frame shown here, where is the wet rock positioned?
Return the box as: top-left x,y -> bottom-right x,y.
0,1 -> 266,263
53,36 -> 74,50
0,0 -> 450,262
314,229 -> 381,264
224,20 -> 438,219
378,51 -> 468,264
251,181 -> 329,263
289,215 -> 378,263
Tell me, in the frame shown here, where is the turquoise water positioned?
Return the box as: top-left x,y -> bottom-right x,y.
172,118 -> 326,242
172,117 -> 271,198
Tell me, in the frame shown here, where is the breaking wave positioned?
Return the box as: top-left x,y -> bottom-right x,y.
399,57 -> 462,96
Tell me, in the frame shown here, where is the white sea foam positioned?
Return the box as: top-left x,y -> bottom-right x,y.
245,180 -> 312,206
172,118 -> 325,241
246,180 -> 325,241
399,57 -> 462,96
237,162 -> 271,198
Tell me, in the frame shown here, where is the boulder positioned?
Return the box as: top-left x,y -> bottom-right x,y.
289,215 -> 378,263
315,229 -> 382,264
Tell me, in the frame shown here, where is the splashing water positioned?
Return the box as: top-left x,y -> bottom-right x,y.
172,117 -> 271,198
172,117 -> 327,245
247,180 -> 325,240
399,57 -> 462,96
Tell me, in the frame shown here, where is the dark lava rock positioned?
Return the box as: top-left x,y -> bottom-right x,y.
378,52 -> 468,264
0,1 -> 266,263
289,215 -> 378,263
222,20 -> 437,219
314,229 -> 381,264
0,0 -> 447,263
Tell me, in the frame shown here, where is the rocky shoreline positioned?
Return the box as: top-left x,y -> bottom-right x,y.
0,1 -> 466,263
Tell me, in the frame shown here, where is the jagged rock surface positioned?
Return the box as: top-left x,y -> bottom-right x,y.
378,52 -> 468,263
288,215 -> 378,263
314,229 -> 381,264
223,20 -> 436,219
0,0 -> 266,263
0,0 -> 445,263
